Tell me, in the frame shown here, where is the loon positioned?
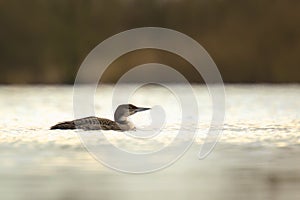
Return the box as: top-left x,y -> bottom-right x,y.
50,104 -> 150,131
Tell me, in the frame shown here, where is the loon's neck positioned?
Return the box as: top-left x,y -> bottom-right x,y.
115,117 -> 135,130
116,120 -> 135,130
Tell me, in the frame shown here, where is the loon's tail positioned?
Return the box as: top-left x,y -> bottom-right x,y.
50,121 -> 76,130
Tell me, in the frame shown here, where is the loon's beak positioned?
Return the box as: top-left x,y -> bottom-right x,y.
136,107 -> 151,112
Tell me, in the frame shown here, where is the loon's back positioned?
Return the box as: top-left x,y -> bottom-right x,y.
50,116 -> 121,130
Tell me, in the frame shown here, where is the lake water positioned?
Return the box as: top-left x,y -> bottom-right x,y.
0,85 -> 300,200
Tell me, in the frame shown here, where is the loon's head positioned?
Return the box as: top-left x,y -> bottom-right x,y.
114,104 -> 150,123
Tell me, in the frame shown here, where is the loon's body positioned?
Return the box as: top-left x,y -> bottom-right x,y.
50,104 -> 150,131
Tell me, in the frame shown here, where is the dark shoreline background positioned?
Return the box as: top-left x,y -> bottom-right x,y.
1,0 -> 299,84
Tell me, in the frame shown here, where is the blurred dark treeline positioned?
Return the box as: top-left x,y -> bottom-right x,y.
0,0 -> 300,84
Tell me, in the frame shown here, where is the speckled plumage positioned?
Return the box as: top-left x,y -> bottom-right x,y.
50,117 -> 121,130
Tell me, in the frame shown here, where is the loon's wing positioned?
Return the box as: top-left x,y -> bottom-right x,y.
96,118 -> 121,130
51,116 -> 121,130
50,121 -> 75,130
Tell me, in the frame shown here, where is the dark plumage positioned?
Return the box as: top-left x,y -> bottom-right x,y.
50,117 -> 121,130
50,121 -> 76,130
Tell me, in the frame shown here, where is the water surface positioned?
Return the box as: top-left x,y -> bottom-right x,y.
0,85 -> 299,200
